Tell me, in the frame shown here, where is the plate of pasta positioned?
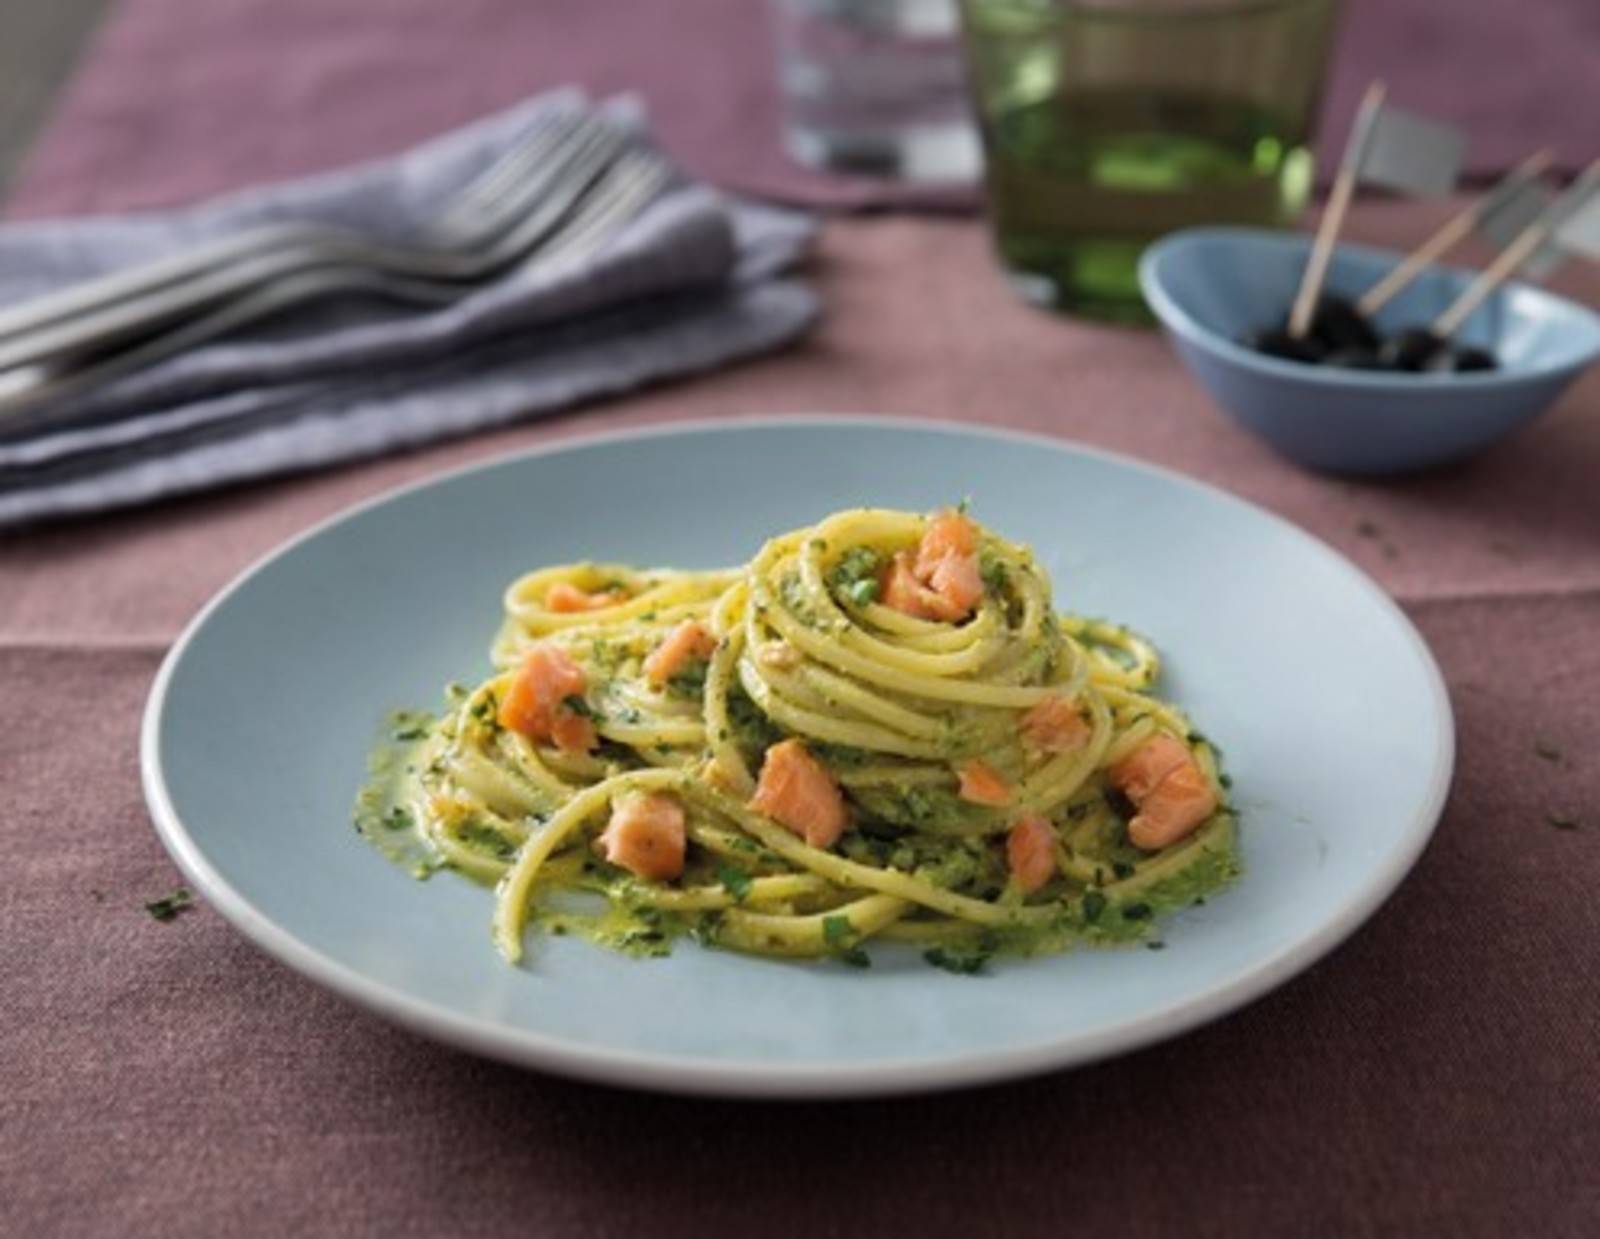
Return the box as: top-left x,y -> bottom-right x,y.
142,418 -> 1452,1096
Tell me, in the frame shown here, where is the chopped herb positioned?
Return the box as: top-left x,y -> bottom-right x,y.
717,864 -> 753,902
822,914 -> 853,947
1146,940 -> 1166,951
382,806 -> 413,832
1121,902 -> 1153,921
1192,896 -> 1207,907
978,550 -> 1007,593
1081,890 -> 1107,923
1547,812 -> 1579,831
457,820 -> 516,859
924,947 -> 989,975
391,721 -> 430,742
1533,739 -> 1563,764
726,686 -> 782,754
814,742 -> 871,767
1219,772 -> 1233,789
830,547 -> 883,609
955,497 -> 973,515
1111,861 -> 1135,880
1354,518 -> 1399,560
665,661 -> 708,700
561,694 -> 597,720
837,946 -> 872,969
144,887 -> 194,922
843,577 -> 879,607
691,911 -> 725,947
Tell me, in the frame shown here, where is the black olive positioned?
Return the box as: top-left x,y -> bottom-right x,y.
1379,326 -> 1448,372
1451,346 -> 1499,372
1242,327 -> 1326,365
1322,346 -> 1384,370
1309,295 -> 1381,352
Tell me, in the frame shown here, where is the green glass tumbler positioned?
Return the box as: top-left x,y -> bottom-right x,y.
959,0 -> 1339,323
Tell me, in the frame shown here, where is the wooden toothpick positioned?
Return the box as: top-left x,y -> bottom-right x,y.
1289,81 -> 1387,338
1433,159 -> 1600,337
1356,149 -> 1554,316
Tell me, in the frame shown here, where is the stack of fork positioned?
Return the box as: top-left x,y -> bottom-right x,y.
0,93 -> 818,528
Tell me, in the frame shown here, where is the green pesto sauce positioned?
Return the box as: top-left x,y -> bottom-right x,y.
356,706 -> 1244,970
352,709 -> 443,880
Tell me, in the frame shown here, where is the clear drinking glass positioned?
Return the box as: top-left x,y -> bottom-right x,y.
769,0 -> 982,183
959,0 -> 1339,322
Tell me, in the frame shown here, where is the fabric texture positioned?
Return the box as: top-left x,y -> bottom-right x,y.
0,93 -> 818,526
3,0 -> 1595,224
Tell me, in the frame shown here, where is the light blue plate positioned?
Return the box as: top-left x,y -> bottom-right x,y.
142,418 -> 1453,1097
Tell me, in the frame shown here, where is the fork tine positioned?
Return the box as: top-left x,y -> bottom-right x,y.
432,110 -> 620,243
437,114 -> 629,250
0,136 -> 665,412
0,112 -> 629,371
0,107 -> 601,346
536,154 -> 671,262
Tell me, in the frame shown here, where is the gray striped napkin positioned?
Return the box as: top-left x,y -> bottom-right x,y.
0,92 -> 819,528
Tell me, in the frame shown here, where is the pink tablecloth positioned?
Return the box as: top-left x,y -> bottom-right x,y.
6,0 -> 1597,220
3,3 -> 1600,1237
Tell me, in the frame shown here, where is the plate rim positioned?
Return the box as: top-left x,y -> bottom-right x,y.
140,414 -> 1455,1098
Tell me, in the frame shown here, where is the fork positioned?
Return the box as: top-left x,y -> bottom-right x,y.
0,151 -> 672,424
0,108 -> 627,371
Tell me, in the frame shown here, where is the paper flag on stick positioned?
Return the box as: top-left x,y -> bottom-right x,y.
1520,173 -> 1600,281
1475,177 -> 1556,249
1351,104 -> 1466,197
1434,162 -> 1600,336
1356,151 -> 1553,316
1290,84 -> 1465,337
1553,188 -> 1600,259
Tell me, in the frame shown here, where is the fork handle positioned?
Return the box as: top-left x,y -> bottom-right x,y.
0,221 -> 348,344
0,265 -> 466,431
0,237 -> 492,374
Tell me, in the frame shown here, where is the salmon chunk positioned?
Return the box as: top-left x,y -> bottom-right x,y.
881,509 -> 984,623
1107,734 -> 1191,801
1007,815 -> 1058,893
1019,695 -> 1091,753
546,581 -> 627,613
600,792 -> 686,881
497,644 -> 597,753
925,548 -> 983,617
1108,735 -> 1217,851
643,619 -> 717,688
749,739 -> 849,849
914,510 -> 977,576
1126,761 -> 1218,851
880,551 -> 949,621
956,759 -> 1013,806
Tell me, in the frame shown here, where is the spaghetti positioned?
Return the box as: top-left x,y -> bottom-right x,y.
356,507 -> 1239,969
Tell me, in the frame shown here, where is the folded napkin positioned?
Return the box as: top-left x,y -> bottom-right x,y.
0,92 -> 819,528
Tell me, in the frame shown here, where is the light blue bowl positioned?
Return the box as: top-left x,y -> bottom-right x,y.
1139,227 -> 1600,475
